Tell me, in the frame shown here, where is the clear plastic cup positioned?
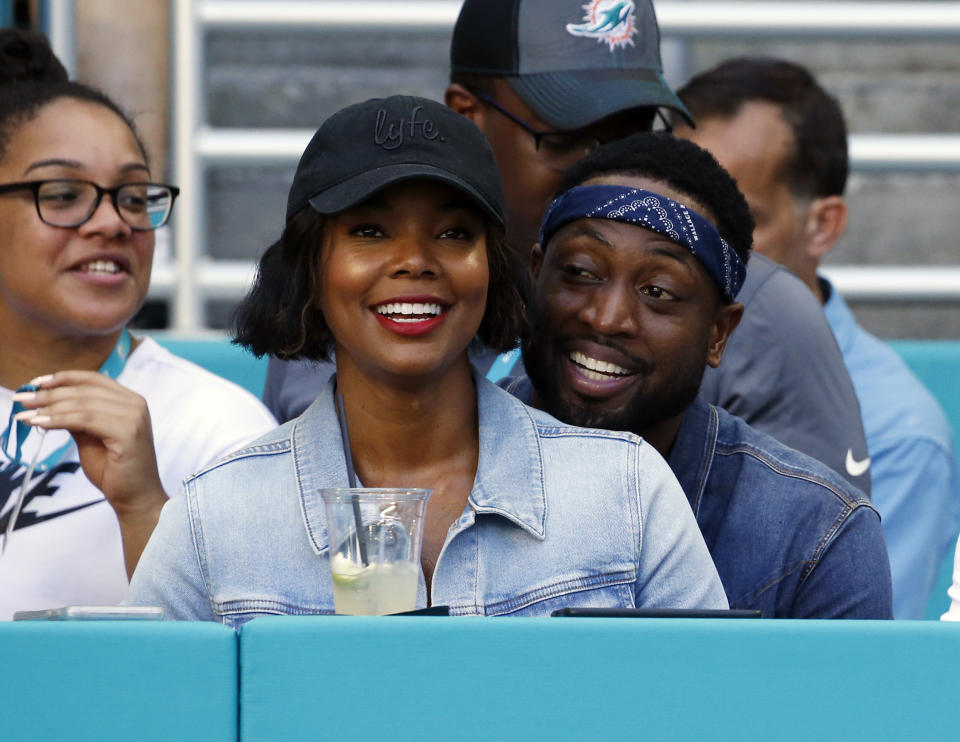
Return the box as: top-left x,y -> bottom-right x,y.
319,488 -> 431,615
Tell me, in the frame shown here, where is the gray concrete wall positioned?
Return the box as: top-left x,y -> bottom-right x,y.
201,4 -> 960,338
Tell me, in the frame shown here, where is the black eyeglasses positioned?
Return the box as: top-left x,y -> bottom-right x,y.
0,179 -> 180,230
477,93 -> 600,168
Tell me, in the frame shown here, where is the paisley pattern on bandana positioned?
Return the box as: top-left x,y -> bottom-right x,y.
539,185 -> 747,302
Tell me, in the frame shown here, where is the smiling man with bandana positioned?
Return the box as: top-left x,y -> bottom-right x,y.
508,132 -> 892,618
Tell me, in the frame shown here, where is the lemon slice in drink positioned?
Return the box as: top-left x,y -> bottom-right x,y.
330,553 -> 367,586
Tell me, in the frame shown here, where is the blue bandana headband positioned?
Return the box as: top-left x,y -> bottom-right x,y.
539,185 -> 747,302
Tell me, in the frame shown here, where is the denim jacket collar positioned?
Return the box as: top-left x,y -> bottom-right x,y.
470,374 -> 547,538
506,375 -> 719,518
291,374 -> 547,555
668,398 -> 719,515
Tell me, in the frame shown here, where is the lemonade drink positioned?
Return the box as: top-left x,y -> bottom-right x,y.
321,488 -> 430,615
330,553 -> 419,615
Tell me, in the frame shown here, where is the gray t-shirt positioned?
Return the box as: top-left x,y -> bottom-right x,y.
261,357 -> 334,425
700,253 -> 871,494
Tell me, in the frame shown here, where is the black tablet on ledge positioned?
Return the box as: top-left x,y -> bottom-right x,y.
392,605 -> 450,616
551,607 -> 762,618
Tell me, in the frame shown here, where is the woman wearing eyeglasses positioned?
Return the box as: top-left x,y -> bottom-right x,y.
0,30 -> 276,620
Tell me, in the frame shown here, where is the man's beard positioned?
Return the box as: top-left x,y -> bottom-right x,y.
521,306 -> 707,438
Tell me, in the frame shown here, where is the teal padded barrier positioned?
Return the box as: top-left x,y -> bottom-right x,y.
889,341 -> 960,620
148,331 -> 269,398
239,615 -> 960,742
889,340 -> 960,444
0,621 -> 238,741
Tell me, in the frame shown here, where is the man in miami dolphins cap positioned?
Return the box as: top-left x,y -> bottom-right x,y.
442,1 -> 872,500
445,0 -> 692,276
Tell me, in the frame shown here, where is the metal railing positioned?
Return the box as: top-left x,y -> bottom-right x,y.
165,1 -> 960,329
40,0 -> 77,78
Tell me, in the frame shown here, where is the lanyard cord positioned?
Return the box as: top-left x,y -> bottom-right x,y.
1,431 -> 46,556
0,330 -> 132,556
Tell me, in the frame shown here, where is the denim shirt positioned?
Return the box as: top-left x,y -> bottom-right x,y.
503,377 -> 892,618
670,397 -> 892,618
126,376 -> 726,626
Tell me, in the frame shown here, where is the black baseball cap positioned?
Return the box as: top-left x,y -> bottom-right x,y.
286,95 -> 505,225
451,0 -> 693,129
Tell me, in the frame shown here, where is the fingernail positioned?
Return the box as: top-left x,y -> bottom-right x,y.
11,391 -> 37,402
13,410 -> 50,426
28,374 -> 54,387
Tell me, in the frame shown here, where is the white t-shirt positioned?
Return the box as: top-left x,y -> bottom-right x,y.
0,336 -> 277,619
942,533 -> 960,621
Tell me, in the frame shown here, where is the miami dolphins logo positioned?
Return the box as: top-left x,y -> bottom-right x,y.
566,0 -> 637,51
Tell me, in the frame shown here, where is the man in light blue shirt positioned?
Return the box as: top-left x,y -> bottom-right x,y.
677,57 -> 960,618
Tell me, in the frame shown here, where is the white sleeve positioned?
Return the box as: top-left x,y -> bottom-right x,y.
125,341 -> 278,495
941,533 -> 960,621
151,386 -> 277,496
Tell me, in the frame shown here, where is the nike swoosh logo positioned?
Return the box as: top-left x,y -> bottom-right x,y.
2,499 -> 101,532
845,449 -> 871,478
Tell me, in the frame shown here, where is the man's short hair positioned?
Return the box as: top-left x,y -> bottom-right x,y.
558,132 -> 754,265
450,0 -> 692,129
677,57 -> 848,199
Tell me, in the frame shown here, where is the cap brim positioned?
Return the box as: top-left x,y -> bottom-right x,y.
307,163 -> 504,226
508,69 -> 694,130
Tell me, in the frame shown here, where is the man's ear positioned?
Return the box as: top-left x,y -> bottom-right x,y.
706,301 -> 744,368
529,243 -> 545,284
803,195 -> 847,261
445,83 -> 485,128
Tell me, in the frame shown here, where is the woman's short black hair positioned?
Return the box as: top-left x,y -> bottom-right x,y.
233,200 -> 523,361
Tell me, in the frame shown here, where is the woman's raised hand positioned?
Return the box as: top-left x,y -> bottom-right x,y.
12,371 -> 168,575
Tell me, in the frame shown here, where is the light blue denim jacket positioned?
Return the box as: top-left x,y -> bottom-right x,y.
126,376 -> 727,626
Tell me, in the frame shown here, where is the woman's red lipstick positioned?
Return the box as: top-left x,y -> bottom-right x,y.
371,296 -> 450,337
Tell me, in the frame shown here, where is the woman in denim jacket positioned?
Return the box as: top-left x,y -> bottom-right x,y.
126,96 -> 726,624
